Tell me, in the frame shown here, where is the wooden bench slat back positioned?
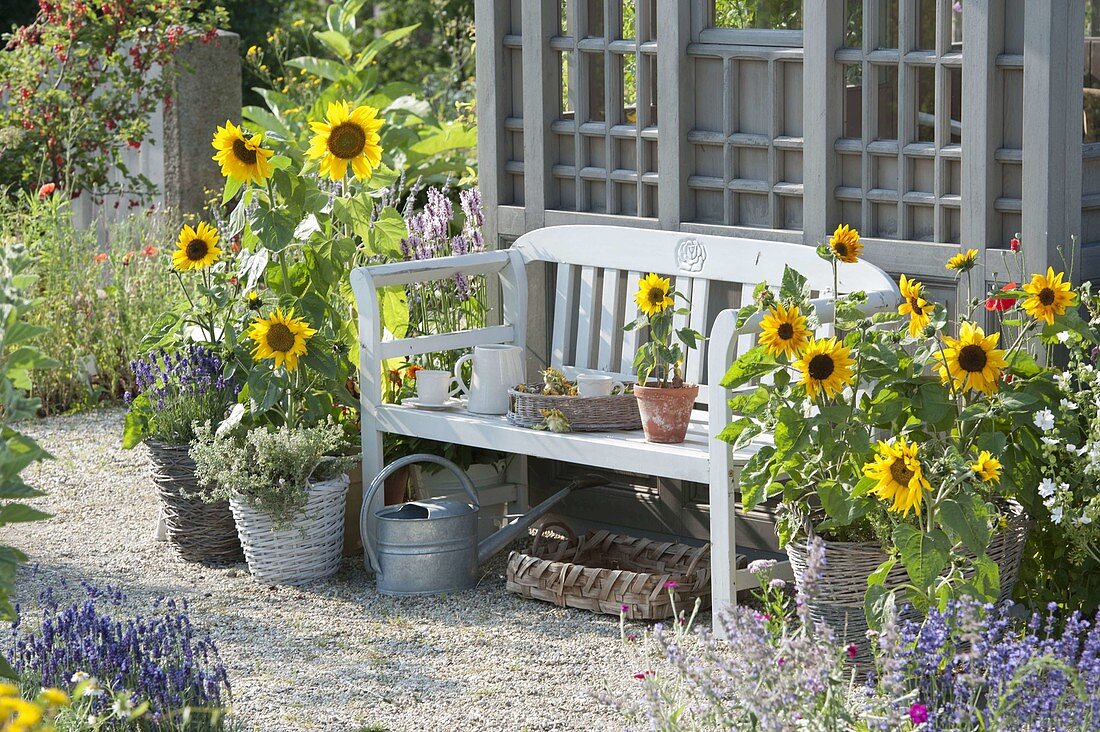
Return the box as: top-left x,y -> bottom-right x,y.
513,225 -> 898,397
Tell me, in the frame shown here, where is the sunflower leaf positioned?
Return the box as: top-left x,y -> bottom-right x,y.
894,524 -> 951,590
720,345 -> 776,390
940,495 -> 992,556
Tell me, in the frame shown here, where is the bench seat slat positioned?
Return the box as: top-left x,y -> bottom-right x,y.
374,403 -> 766,484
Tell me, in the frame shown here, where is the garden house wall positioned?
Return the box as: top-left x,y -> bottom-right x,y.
474,0 -> 1092,543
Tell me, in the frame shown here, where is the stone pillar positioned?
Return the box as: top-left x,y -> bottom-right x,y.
163,29 -> 241,218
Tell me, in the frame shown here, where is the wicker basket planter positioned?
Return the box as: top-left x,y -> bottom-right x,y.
786,502 -> 1030,664
507,384 -> 641,431
230,474 -> 350,586
506,522 -> 724,620
146,441 -> 243,564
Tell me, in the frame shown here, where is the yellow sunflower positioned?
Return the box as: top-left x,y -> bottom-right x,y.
863,437 -> 930,516
897,275 -> 933,338
970,450 -> 1002,485
946,248 -> 978,273
634,273 -> 674,317
1021,267 -> 1075,325
793,337 -> 855,400
307,101 -> 383,181
248,308 -> 317,372
935,321 -> 1007,395
171,222 -> 221,272
211,120 -> 274,184
828,224 -> 862,263
759,303 -> 811,359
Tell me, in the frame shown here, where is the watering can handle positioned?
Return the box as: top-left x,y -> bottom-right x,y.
360,453 -> 482,577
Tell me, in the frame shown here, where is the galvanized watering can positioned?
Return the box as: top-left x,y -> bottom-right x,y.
361,454 -> 602,596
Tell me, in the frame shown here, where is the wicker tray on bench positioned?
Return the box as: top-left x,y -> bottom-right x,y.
506,521 -> 737,620
507,384 -> 641,431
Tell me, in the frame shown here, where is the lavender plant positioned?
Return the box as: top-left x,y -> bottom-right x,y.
8,582 -> 231,729
121,346 -> 238,449
398,186 -> 487,372
868,599 -> 1100,731
600,541 -> 866,731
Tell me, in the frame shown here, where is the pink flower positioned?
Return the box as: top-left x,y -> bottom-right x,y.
625,633 -> 638,642
620,604 -> 629,613
846,643 -> 858,659
909,703 -> 929,725
753,612 -> 772,622
632,670 -> 653,680
776,656 -> 786,667
663,580 -> 678,589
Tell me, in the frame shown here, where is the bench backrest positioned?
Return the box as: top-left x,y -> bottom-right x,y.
513,225 -> 900,399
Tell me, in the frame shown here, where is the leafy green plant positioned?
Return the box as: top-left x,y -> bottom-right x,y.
240,0 -> 476,190
1,192 -> 179,413
718,230 -> 1065,618
191,421 -> 352,526
0,243 -> 57,677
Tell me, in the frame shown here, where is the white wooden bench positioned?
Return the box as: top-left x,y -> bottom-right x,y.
350,225 -> 900,616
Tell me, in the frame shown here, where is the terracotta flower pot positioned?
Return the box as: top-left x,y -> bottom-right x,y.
633,383 -> 699,443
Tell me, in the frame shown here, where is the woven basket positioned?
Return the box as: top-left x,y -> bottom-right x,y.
507,384 -> 641,431
146,441 -> 243,564
506,522 -> 727,620
230,474 -> 349,586
787,502 -> 1030,665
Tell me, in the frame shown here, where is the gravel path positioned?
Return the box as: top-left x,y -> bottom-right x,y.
5,409 -> 644,732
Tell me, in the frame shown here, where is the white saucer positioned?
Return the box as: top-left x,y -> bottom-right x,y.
403,397 -> 464,411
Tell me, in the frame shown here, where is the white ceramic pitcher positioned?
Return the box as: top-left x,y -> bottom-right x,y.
454,344 -> 525,415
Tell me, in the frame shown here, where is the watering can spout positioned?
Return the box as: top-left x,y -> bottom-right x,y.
477,474 -> 606,565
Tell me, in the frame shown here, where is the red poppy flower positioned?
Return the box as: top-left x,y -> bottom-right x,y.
37,182 -> 56,198
93,253 -> 108,264
1010,237 -> 1021,252
141,245 -> 158,257
985,282 -> 1017,312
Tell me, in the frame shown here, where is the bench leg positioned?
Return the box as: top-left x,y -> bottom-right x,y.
360,414 -> 385,572
505,454 -> 529,514
709,465 -> 738,631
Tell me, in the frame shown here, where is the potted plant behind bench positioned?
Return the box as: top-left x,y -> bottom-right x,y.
718,226 -> 1065,660
626,274 -> 705,443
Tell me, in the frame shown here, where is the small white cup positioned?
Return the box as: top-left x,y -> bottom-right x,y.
416,369 -> 461,405
576,373 -> 625,398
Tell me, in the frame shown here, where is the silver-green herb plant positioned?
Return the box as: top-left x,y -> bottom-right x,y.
190,422 -> 353,528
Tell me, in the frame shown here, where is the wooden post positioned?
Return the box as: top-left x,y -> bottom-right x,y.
474,0 -> 511,250
1022,2 -> 1085,277
522,0 -> 559,230
802,0 -> 845,246
656,0 -> 692,229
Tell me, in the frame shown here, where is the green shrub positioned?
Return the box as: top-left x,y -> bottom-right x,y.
0,242 -> 56,677
1,193 -> 180,413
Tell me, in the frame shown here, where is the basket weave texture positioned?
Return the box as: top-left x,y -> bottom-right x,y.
507,384 -> 641,431
146,441 -> 243,564
506,522 -> 720,620
786,502 -> 1030,665
230,474 -> 349,585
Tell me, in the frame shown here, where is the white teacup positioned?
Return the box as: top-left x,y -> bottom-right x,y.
576,373 -> 626,398
415,369 -> 461,405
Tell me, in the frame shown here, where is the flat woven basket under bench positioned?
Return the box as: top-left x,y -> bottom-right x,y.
506,522 -> 729,620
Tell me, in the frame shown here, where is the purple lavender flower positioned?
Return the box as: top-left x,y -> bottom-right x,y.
128,346 -> 236,445
8,583 -> 230,722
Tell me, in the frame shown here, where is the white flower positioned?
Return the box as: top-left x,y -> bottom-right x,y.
1061,399 -> 1079,411
1079,515 -> 1093,525
112,696 -> 134,719
1034,409 -> 1055,431
1056,372 -> 1072,390
1042,436 -> 1061,447
747,559 -> 777,575
1052,506 -> 1064,525
70,671 -> 89,684
81,678 -> 104,698
1067,444 -> 1078,454
1038,478 -> 1057,499
1056,331 -> 1071,343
